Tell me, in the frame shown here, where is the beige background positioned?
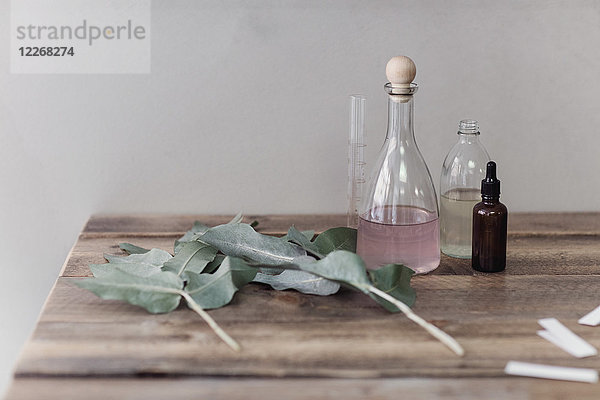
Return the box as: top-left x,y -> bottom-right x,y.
1,0 -> 600,394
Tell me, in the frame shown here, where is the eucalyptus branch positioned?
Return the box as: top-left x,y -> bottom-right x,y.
179,290 -> 241,352
87,222 -> 446,360
368,286 -> 464,356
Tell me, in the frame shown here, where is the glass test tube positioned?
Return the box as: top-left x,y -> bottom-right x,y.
347,95 -> 366,228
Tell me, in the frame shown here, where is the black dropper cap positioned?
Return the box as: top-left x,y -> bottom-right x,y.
481,161 -> 501,199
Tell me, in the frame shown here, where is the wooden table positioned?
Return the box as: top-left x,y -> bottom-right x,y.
5,213 -> 600,399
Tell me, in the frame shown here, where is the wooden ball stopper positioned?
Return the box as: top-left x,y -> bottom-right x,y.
386,56 -> 416,88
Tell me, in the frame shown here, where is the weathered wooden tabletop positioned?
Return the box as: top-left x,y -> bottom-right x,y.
5,213 -> 600,399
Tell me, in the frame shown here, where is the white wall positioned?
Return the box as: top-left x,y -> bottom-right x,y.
2,0 -> 600,394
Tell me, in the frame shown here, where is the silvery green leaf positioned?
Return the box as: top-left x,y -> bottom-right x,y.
184,257 -> 257,309
280,229 -> 314,242
253,269 -> 340,296
291,255 -> 318,264
294,251 -> 415,309
367,264 -> 416,311
174,221 -> 210,253
313,227 -> 357,255
254,257 -> 316,276
89,263 -> 114,278
119,243 -> 150,255
284,226 -> 324,258
204,254 -> 225,274
257,266 -> 285,275
162,241 -> 218,276
75,269 -> 183,314
104,248 -> 172,267
199,223 -> 306,265
294,250 -> 372,293
174,213 -> 244,253
90,262 -> 162,278
301,230 -> 315,240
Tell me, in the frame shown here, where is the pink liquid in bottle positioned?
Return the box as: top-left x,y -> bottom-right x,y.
357,206 -> 440,274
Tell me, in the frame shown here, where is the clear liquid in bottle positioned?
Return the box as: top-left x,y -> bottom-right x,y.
440,188 -> 480,258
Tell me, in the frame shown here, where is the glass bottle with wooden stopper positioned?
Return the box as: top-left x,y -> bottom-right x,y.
472,161 -> 508,272
357,56 -> 440,273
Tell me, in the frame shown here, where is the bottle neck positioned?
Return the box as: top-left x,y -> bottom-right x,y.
385,95 -> 415,143
458,132 -> 480,144
482,195 -> 500,204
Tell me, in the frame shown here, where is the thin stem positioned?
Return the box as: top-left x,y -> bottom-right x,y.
178,290 -> 241,352
368,286 -> 464,357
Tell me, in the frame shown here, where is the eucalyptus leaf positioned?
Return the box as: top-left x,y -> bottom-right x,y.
184,257 -> 257,309
76,269 -> 183,314
204,254 -> 225,274
291,255 -> 318,264
368,264 -> 416,310
284,226 -> 324,258
280,229 -> 314,242
253,269 -> 340,295
199,223 -> 306,265
104,248 -> 173,266
313,227 -> 357,255
174,221 -> 210,253
174,213 -> 244,253
293,250 -> 371,293
257,266 -> 285,275
300,230 -> 315,240
90,262 -> 162,278
293,251 -> 414,307
162,241 -> 218,276
119,243 -> 150,255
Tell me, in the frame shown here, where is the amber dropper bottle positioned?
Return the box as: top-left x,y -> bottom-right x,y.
472,161 -> 508,272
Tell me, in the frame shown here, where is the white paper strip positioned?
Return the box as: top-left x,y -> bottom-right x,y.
505,361 -> 598,383
537,330 -> 589,358
538,318 -> 597,358
579,305 -> 600,327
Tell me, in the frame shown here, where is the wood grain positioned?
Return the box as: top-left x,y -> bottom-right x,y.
5,213 -> 600,399
63,213 -> 600,277
13,275 -> 600,379
62,232 -> 600,277
6,377 -> 600,400
83,212 -> 600,234
82,214 -> 346,235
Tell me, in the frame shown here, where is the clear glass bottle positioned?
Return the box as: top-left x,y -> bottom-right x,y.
357,56 -> 440,274
440,120 -> 490,258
